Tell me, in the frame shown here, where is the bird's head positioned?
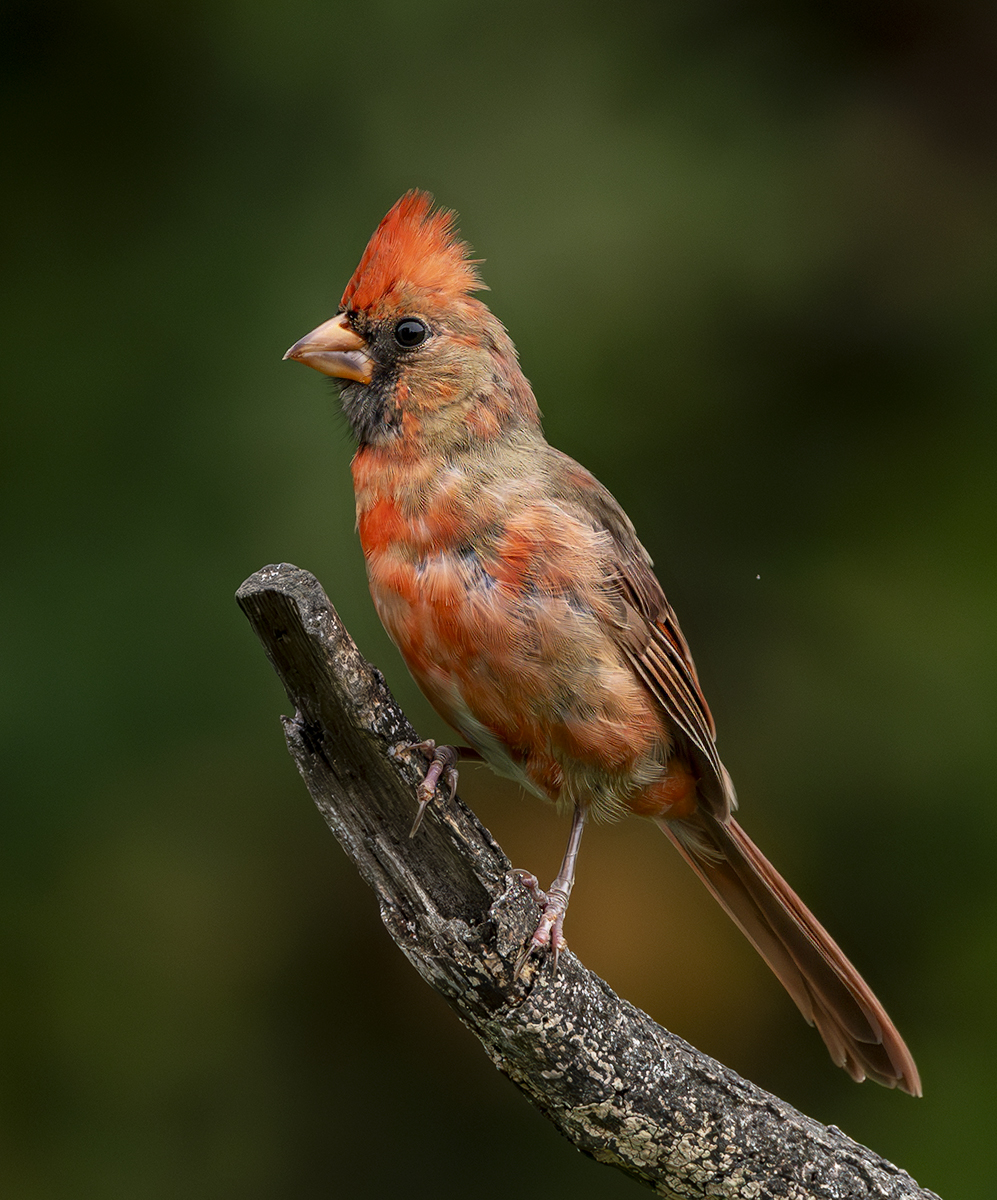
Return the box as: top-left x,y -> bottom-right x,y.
284,191 -> 538,448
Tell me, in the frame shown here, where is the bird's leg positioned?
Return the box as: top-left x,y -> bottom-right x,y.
514,804 -> 588,974
403,740 -> 482,837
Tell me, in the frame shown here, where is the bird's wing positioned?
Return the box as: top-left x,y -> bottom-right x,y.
550,450 -> 732,815
612,552 -> 730,799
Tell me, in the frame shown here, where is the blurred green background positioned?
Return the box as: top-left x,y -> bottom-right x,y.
3,2 -> 995,1196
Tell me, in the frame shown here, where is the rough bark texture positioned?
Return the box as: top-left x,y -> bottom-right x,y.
236,563 -> 939,1200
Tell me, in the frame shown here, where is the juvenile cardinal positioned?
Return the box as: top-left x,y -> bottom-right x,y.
284,191 -> 920,1095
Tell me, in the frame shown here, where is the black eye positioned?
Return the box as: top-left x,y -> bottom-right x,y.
394,318 -> 429,348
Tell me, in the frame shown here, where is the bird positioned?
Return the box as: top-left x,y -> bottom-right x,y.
283,190 -> 921,1095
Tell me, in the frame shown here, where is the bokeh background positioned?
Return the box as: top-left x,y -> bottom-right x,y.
3,2 -> 996,1196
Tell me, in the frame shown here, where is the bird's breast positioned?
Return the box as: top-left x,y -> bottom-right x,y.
350,446 -> 675,812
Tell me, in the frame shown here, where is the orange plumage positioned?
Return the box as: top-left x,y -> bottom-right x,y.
284,191 -> 921,1095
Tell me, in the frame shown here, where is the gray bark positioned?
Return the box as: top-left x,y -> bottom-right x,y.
236,562 -> 939,1200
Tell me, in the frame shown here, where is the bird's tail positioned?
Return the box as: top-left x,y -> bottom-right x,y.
656,810 -> 921,1095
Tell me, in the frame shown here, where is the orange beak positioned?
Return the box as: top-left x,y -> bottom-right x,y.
283,312 -> 373,384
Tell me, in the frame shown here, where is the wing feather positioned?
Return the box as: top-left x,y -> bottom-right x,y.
548,448 -> 731,814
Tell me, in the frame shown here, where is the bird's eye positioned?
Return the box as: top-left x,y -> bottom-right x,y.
394,318 -> 429,348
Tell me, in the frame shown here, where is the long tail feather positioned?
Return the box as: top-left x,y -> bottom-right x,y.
657,811 -> 921,1095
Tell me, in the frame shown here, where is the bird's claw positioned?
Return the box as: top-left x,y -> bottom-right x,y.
512,869 -> 569,976
405,740 -> 460,837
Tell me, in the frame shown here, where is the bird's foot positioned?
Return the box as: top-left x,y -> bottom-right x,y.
400,740 -> 476,837
512,869 -> 570,975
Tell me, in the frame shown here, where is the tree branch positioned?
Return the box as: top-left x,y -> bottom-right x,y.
236,563 -> 939,1200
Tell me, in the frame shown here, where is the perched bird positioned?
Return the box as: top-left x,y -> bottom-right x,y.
284,191 -> 921,1095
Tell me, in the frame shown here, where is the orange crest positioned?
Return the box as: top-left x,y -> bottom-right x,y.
340,191 -> 484,313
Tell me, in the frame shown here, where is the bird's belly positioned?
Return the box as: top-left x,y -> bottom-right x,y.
365,542 -> 671,809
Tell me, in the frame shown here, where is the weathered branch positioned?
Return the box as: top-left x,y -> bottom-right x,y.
236,563 -> 938,1200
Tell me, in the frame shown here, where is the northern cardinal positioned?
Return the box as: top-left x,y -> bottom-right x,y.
284,191 -> 921,1095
